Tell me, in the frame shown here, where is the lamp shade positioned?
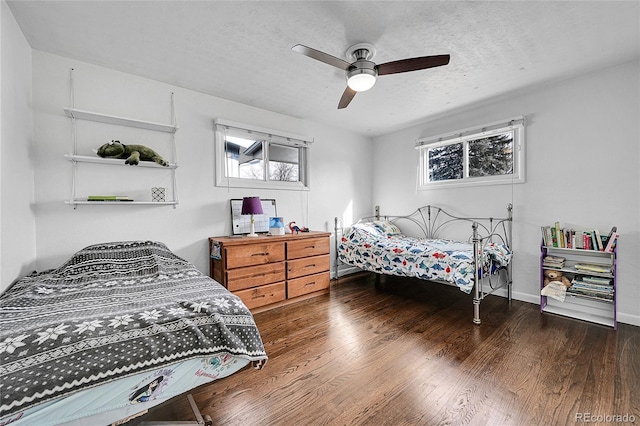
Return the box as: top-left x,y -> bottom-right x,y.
241,197 -> 263,215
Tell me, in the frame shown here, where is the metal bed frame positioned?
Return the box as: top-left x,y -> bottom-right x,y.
334,204 -> 513,325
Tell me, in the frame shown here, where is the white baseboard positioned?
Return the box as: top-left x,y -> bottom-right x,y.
332,265 -> 361,280
496,288 -> 640,328
616,312 -> 640,327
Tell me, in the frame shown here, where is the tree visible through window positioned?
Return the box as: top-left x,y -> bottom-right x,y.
417,118 -> 524,188
428,143 -> 463,182
469,132 -> 513,177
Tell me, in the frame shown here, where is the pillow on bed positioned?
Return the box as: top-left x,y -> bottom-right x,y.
373,220 -> 402,235
352,222 -> 383,236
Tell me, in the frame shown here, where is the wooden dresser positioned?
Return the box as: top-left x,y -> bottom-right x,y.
209,231 -> 331,312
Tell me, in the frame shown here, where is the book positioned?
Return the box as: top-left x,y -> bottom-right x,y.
570,229 -> 575,249
594,229 -> 604,251
543,255 -> 565,268
546,226 -> 553,247
591,231 -> 599,251
603,226 -> 617,247
571,278 -> 613,291
550,227 -> 558,247
581,276 -> 613,285
541,226 -> 550,246
555,222 -> 565,248
605,232 -> 619,253
565,229 -> 572,249
574,263 -> 611,274
87,195 -> 133,202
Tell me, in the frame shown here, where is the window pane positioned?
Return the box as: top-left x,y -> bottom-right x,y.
468,131 -> 513,177
216,119 -> 312,189
268,144 -> 299,182
225,136 -> 264,181
428,143 -> 463,181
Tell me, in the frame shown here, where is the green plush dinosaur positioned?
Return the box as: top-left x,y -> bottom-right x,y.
97,140 -> 169,166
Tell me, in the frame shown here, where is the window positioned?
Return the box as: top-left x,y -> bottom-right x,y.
215,119 -> 311,190
416,117 -> 525,189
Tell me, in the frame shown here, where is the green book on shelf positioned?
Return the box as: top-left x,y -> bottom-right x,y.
87,195 -> 133,201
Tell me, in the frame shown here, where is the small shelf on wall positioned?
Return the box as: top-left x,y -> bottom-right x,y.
63,108 -> 178,133
64,154 -> 178,169
66,200 -> 179,207
64,68 -> 179,209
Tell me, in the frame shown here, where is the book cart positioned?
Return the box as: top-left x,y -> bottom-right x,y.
540,243 -> 617,329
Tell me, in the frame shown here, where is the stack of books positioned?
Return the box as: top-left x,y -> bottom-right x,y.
542,255 -> 565,269
568,276 -> 614,300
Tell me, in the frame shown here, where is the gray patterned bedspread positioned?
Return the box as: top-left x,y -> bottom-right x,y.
0,241 -> 267,418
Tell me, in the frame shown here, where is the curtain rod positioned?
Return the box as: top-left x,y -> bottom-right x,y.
214,118 -> 313,144
415,115 -> 525,148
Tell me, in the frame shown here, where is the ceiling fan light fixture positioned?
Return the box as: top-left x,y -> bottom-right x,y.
292,42 -> 450,109
347,68 -> 377,92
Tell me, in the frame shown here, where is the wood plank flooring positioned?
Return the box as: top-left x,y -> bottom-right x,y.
133,274 -> 640,426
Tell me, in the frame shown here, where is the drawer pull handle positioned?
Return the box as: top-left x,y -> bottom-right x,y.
251,252 -> 269,256
305,281 -> 316,286
252,294 -> 266,299
306,264 -> 316,268
305,245 -> 316,249
252,273 -> 266,278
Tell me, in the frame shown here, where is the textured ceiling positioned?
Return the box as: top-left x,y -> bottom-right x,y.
7,1 -> 640,137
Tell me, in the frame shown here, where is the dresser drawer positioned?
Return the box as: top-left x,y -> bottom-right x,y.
287,272 -> 330,298
225,242 -> 285,269
234,282 -> 286,310
287,254 -> 330,279
227,262 -> 286,291
287,237 -> 330,260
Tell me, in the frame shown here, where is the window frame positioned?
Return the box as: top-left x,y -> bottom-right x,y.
214,118 -> 312,191
416,116 -> 525,190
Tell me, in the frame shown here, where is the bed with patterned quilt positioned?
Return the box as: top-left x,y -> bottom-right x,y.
0,240 -> 267,426
335,204 -> 513,325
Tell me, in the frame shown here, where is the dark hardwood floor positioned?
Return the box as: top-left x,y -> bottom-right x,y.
134,274 -> 640,425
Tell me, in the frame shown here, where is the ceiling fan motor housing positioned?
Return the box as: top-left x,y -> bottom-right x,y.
347,59 -> 377,91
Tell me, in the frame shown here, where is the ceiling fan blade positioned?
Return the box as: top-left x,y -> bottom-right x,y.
338,86 -> 357,109
292,44 -> 351,70
376,54 -> 450,76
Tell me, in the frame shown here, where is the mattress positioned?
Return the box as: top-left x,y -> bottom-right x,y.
2,353 -> 251,425
0,240 -> 267,425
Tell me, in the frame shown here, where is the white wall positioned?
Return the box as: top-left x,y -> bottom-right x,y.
7,5 -> 638,326
1,0 -> 37,291
372,60 -> 640,326
29,51 -> 372,279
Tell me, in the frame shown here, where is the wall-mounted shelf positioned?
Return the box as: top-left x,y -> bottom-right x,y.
63,108 -> 178,133
64,154 -> 178,169
65,68 -> 179,209
66,200 -> 179,207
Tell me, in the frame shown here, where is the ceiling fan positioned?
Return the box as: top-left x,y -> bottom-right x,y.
292,43 -> 450,109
